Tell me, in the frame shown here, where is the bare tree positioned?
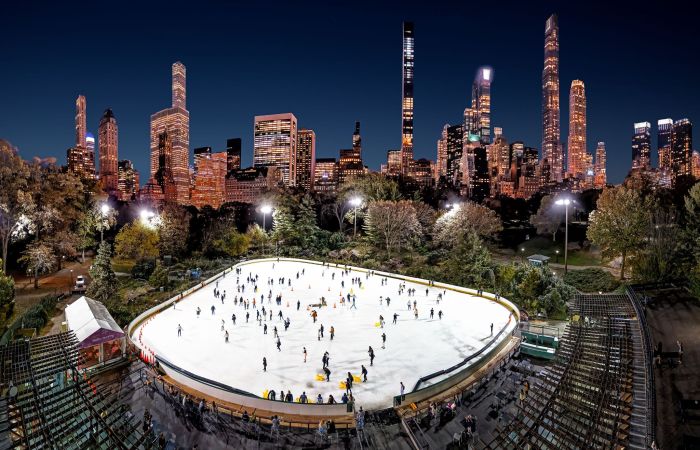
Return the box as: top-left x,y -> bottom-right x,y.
365,200 -> 421,256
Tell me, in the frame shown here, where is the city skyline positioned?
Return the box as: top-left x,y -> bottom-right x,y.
2,1 -> 699,185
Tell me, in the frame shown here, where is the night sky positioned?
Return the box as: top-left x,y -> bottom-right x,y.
1,0 -> 698,185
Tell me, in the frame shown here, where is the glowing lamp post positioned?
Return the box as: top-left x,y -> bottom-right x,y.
555,198 -> 572,273
100,204 -> 111,243
350,196 -> 362,238
260,205 -> 273,231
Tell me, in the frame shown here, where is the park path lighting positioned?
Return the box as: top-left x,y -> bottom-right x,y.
555,249 -> 560,264
100,204 -> 111,242
520,247 -> 525,263
555,198 -> 572,273
350,196 -> 362,238
139,209 -> 161,229
260,205 -> 273,231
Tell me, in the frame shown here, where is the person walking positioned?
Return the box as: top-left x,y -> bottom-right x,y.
177,324 -> 182,337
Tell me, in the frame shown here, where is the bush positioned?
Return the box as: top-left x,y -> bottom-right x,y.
149,264 -> 169,289
131,259 -> 156,280
563,268 -> 620,293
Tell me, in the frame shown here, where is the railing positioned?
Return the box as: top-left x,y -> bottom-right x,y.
625,285 -> 656,447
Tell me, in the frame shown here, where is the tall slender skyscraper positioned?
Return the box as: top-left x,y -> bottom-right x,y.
400,21 -> 415,176
672,118 -> 693,181
631,122 -> 651,171
225,138 -> 242,171
98,108 -> 118,194
150,62 -> 190,204
296,129 -> 316,191
75,95 -> 87,148
594,141 -> 607,188
542,14 -> 561,183
253,113 -> 298,187
567,80 -> 587,179
658,118 -> 673,171
472,67 -> 492,145
352,121 -> 362,157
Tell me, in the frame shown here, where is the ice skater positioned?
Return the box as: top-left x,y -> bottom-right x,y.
196,307 -> 201,318
221,319 -> 225,331
368,346 -> 375,366
297,300 -> 301,310
324,366 -> 331,382
231,313 -> 236,325
361,365 -> 368,382
430,308 -> 434,319
225,330 -> 229,343
393,313 -> 399,324
414,308 -> 419,319
263,357 -> 267,372
303,347 -> 307,363
400,382 -> 405,400
211,305 -> 216,315
438,310 -> 443,320
246,312 -> 250,323
264,324 -> 268,334
490,323 -> 493,335
177,324 -> 182,336
330,326 -> 335,340
381,332 -> 386,349
276,338 -> 281,351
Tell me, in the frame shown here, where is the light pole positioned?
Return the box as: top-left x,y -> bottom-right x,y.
520,247 -> 525,264
100,204 -> 111,243
555,198 -> 571,273
260,205 -> 272,255
70,269 -> 73,289
350,197 -> 362,238
555,249 -> 560,264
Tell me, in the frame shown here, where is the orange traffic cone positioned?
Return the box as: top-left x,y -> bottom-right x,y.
333,303 -> 336,308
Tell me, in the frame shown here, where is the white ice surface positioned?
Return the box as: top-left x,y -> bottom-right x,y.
136,259 -> 514,409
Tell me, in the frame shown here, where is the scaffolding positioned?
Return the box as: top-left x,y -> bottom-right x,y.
0,332 -> 156,449
485,293 -> 651,449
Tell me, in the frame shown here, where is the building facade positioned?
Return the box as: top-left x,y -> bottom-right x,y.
225,167 -> 280,204
631,122 -> 651,171
226,138 -> 242,171
314,158 -> 338,193
672,118 -> 693,182
567,80 -> 587,179
594,141 -> 607,188
117,160 -> 139,201
191,148 -> 227,209
472,67 -> 492,145
253,113 -> 298,187
658,118 -> 673,171
296,129 -> 316,191
98,109 -> 118,195
150,62 -> 190,204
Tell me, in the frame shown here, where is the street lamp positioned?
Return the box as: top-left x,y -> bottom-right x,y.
350,196 -> 362,238
520,247 -> 525,263
260,205 -> 273,231
70,269 -> 73,290
555,198 -> 572,274
100,204 -> 111,243
555,249 -> 560,264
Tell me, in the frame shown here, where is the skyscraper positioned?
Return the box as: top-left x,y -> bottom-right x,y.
191,148 -> 227,209
446,124 -> 464,184
567,80 -> 587,179
85,132 -> 96,175
98,109 -> 118,194
296,129 -> 316,191
542,14 -> 562,183
658,118 -> 673,171
154,131 -> 177,203
400,21 -> 415,176
436,125 -> 449,182
75,95 -> 87,149
253,113 -> 298,187
672,118 -> 693,181
150,62 -> 190,204
631,122 -> 651,171
338,122 -> 364,185
117,160 -> 139,201
314,158 -> 338,193
594,141 -> 607,188
225,138 -> 242,171
352,121 -> 362,156
472,67 -> 492,145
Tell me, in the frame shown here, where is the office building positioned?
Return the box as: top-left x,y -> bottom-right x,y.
631,122 -> 651,171
150,62 -> 190,204
567,80 -> 587,179
436,125 -> 449,182
226,138 -> 242,171
253,113 -> 298,187
314,158 -> 338,193
98,108 -> 118,194
658,118 -> 673,171
191,148 -> 227,209
471,67 -> 492,145
594,141 -> 607,188
296,129 -> 316,191
117,160 -> 139,201
672,118 -> 693,181
400,21 -> 415,176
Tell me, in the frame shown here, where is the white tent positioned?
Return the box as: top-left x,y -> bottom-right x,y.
65,296 -> 124,349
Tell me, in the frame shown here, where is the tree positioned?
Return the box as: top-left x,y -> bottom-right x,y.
364,200 -> 421,256
443,230 -> 492,288
87,241 -> 118,302
158,203 -> 191,258
0,260 -> 14,311
435,201 -> 503,247
0,145 -> 31,272
245,224 -> 268,253
19,242 -> 55,289
271,195 -> 322,255
344,173 -> 402,202
212,229 -> 250,257
114,221 -> 159,261
148,263 -> 169,289
587,186 -> 651,280
530,195 -> 568,241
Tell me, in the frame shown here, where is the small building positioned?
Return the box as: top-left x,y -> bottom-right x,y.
65,296 -> 126,370
527,254 -> 550,267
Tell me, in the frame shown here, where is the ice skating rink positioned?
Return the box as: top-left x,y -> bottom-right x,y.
135,259 -> 516,409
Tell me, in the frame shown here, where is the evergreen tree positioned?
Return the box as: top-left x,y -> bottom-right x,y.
443,230 -> 492,288
87,241 -> 118,302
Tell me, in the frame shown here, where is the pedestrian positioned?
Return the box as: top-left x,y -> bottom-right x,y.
303,347 -> 307,363
263,357 -> 267,372
300,391 -> 308,403
317,394 -> 323,404
393,313 -> 398,324
324,366 -> 331,382
177,324 -> 182,337
382,332 -> 386,349
361,365 -> 368,382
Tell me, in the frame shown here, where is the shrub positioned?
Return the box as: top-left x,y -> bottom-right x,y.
131,259 -> 156,280
563,268 -> 620,293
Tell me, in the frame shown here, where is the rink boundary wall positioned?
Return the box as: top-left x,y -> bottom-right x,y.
127,257 -> 520,414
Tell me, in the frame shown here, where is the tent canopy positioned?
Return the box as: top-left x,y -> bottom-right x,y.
65,296 -> 124,348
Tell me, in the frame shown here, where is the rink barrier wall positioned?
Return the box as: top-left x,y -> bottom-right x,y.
127,257 -> 520,414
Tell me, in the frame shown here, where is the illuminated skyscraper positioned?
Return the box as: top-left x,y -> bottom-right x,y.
150,61 -> 190,204
657,118 -> 673,170
253,113 -> 298,187
338,122 -> 364,185
436,125 -> 448,181
75,95 -> 87,148
567,80 -> 587,179
296,129 -> 316,191
154,131 -> 177,203
352,121 -> 362,156
446,124 -> 463,184
191,148 -> 227,209
386,150 -> 402,176
594,141 -> 607,188
98,109 -> 118,194
225,138 -> 242,171
672,118 -> 693,181
85,132 -> 96,174
472,67 -> 492,145
400,21 -> 415,176
542,14 -> 562,183
631,122 -> 651,171
117,160 -> 139,201
314,158 -> 338,193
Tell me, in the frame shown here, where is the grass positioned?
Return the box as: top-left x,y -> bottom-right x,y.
112,258 -> 136,274
515,236 -> 601,267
